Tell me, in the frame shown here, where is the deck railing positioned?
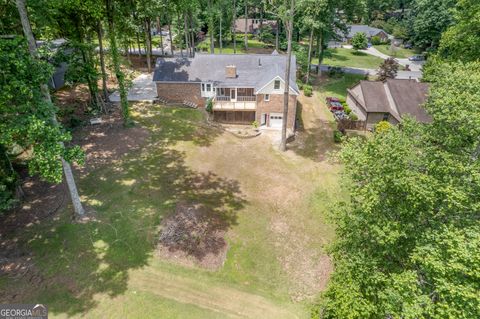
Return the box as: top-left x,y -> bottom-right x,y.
237,96 -> 256,102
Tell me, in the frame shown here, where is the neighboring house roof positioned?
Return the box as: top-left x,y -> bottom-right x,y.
385,79 -> 431,123
346,25 -> 392,39
153,53 -> 299,94
348,79 -> 431,123
234,18 -> 277,32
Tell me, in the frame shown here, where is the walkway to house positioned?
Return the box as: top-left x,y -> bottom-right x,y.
109,73 -> 157,102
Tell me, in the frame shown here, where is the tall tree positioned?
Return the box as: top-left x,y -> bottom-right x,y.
409,0 -> 455,51
105,0 -> 131,126
279,0 -> 294,152
318,60 -> 480,319
437,0 -> 480,62
14,0 -> 86,218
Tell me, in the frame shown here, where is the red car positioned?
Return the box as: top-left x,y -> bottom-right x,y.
326,97 -> 340,103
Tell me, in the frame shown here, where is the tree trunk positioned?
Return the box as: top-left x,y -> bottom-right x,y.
184,13 -> 190,57
208,0 -> 215,53
105,0 -> 131,126
275,18 -> 279,50
144,19 -> 152,72
97,21 -> 109,102
244,3 -> 248,50
189,12 -> 195,56
317,30 -> 324,76
136,32 -> 142,57
306,28 -> 314,84
147,18 -> 153,60
168,20 -> 174,55
280,0 -> 294,152
260,6 -> 263,29
177,14 -> 184,57
15,0 -> 86,218
232,0 -> 237,54
157,16 -> 164,55
219,14 -> 223,53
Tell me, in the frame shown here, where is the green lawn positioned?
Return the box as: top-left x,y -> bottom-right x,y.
1,103 -> 341,318
197,35 -> 273,54
317,73 -> 367,100
374,44 -> 417,59
312,48 -> 385,69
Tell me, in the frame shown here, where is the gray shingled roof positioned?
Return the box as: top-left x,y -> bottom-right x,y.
347,25 -> 390,39
153,53 -> 299,93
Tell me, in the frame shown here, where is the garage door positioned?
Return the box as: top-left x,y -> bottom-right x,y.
269,113 -> 283,128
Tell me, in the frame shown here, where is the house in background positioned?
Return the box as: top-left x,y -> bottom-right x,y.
36,38 -> 70,90
346,79 -> 431,130
153,52 -> 299,130
340,25 -> 392,43
234,18 -> 277,34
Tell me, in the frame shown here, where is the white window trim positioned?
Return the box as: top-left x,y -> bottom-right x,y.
273,80 -> 281,90
264,94 -> 270,101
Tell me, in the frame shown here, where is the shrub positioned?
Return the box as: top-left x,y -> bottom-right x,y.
303,85 -> 313,97
343,104 -> 352,115
375,120 -> 392,133
371,36 -> 382,45
349,113 -> 358,121
252,120 -> 259,129
297,81 -> 304,90
328,66 -> 344,78
333,130 -> 343,143
206,98 -> 213,113
258,25 -> 275,44
351,32 -> 368,50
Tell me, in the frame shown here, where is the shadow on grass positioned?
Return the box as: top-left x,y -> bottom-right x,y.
2,106 -> 246,316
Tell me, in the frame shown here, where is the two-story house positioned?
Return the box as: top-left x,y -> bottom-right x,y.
153,52 -> 299,130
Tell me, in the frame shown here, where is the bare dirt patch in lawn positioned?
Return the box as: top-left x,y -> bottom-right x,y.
156,202 -> 229,270
71,108 -> 150,175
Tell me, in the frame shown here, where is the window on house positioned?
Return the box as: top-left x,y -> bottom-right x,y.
274,80 -> 280,90
201,83 -> 205,91
206,84 -> 211,92
383,113 -> 389,121
265,94 -> 270,101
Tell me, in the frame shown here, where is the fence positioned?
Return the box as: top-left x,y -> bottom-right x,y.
337,119 -> 367,131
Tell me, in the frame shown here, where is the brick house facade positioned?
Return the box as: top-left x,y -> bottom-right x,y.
153,53 -> 299,131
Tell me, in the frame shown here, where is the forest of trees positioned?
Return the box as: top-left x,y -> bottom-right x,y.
1,0 -> 479,317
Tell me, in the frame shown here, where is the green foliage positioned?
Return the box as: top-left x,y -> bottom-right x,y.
258,25 -> 275,45
343,103 -> 351,115
349,113 -> 358,121
351,32 -> 368,50
0,38 -> 83,185
206,98 -> 213,113
319,61 -> 480,318
333,130 -> 343,143
303,85 -> 313,97
251,121 -> 259,129
370,35 -> 382,45
409,0 -> 456,51
374,120 -> 392,133
377,57 -> 399,81
438,0 -> 480,62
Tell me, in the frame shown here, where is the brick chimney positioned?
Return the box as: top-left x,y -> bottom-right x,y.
225,65 -> 237,78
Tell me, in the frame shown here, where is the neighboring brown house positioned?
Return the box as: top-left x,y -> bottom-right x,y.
234,18 -> 277,34
153,52 -> 299,130
346,79 -> 431,129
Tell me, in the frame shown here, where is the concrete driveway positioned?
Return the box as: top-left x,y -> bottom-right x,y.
109,73 -> 157,102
